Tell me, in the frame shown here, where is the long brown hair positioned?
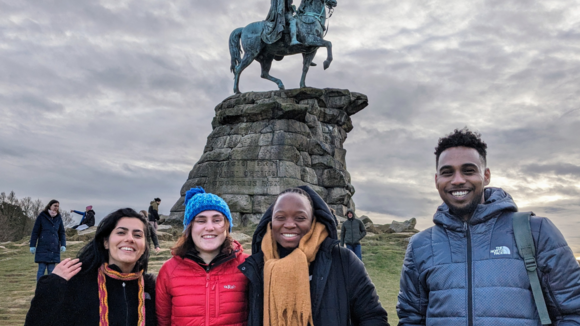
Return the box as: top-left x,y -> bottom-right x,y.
172,217 -> 234,258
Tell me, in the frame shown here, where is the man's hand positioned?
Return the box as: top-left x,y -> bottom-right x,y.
52,258 -> 82,281
155,247 -> 161,254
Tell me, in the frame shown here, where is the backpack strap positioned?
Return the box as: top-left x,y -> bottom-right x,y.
513,212 -> 552,325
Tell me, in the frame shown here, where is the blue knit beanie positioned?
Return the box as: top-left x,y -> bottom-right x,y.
183,187 -> 233,232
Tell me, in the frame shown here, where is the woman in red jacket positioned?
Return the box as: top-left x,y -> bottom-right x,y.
156,187 -> 249,326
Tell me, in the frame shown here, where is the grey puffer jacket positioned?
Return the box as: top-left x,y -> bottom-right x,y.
397,187 -> 580,326
341,215 -> 366,246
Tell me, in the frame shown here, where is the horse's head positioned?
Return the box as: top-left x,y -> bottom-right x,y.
325,0 -> 337,9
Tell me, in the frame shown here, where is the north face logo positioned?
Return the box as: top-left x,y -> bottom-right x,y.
490,246 -> 511,255
223,285 -> 236,290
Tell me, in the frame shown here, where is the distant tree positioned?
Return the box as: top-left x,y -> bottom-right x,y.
0,192 -> 47,242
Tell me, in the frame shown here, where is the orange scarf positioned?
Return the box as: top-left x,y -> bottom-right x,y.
97,263 -> 145,326
262,219 -> 328,326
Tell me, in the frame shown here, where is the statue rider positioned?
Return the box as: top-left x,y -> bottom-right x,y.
262,0 -> 301,46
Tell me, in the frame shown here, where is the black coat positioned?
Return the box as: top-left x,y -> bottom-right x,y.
83,210 -> 96,227
25,265 -> 157,326
29,211 -> 66,263
148,205 -> 159,222
239,185 -> 389,326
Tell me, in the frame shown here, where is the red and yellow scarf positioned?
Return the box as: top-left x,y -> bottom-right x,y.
97,263 -> 145,326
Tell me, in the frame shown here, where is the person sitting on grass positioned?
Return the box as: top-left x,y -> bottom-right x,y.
70,205 -> 96,230
239,186 -> 389,326
25,208 -> 157,326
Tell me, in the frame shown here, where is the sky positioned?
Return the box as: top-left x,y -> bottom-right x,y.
1,0 -> 579,253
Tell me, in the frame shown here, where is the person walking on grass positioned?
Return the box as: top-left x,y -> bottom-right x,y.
29,200 -> 66,281
340,209 -> 366,260
140,210 -> 161,254
240,186 -> 389,326
397,128 -> 580,325
156,187 -> 248,326
70,205 -> 95,230
148,198 -> 161,231
25,208 -> 157,326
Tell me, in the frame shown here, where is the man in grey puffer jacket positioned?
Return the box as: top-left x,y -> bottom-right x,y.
397,128 -> 580,325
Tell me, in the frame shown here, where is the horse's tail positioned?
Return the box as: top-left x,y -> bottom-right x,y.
229,28 -> 243,74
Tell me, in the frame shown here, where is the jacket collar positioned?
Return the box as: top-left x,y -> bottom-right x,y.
433,187 -> 518,231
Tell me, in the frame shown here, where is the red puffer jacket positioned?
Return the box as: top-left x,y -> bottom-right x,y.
156,240 -> 249,326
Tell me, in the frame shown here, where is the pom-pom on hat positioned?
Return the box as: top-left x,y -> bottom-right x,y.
183,187 -> 233,232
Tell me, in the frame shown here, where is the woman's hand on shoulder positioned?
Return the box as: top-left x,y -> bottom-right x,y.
52,258 -> 82,281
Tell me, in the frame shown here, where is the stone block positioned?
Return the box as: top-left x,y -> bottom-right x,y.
253,195 -> 277,213
225,135 -> 243,148
321,169 -> 348,187
259,133 -> 273,146
217,160 -> 278,179
278,161 -> 301,179
222,92 -> 255,109
198,148 -> 231,163
329,204 -> 348,217
284,87 -> 325,102
241,214 -> 263,226
221,194 -> 253,213
389,218 -> 417,233
258,145 -> 301,163
180,178 -> 208,196
171,196 -> 186,212
249,121 -> 270,133
231,146 -> 260,160
311,155 -> 337,169
230,212 -> 242,226
305,112 -> 319,129
342,116 -> 354,133
208,125 -> 231,139
246,91 -> 273,102
188,162 -> 220,179
271,120 -> 311,136
237,134 -> 261,147
205,177 -> 305,196
326,187 -> 351,205
230,122 -> 253,135
308,139 -> 334,156
318,107 -> 348,126
275,103 -> 309,121
325,95 -> 351,109
345,92 -> 368,116
300,152 -> 311,167
243,101 -> 279,121
334,148 -> 347,168
216,105 -> 246,125
272,131 -> 309,151
301,167 -> 318,184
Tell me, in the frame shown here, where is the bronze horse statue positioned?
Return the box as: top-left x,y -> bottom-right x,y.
229,0 -> 338,94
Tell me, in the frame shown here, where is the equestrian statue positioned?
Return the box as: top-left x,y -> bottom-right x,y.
229,0 -> 338,94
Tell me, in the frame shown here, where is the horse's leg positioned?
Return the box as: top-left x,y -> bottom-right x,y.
300,50 -> 317,88
321,40 -> 333,70
234,51 -> 258,94
259,55 -> 285,90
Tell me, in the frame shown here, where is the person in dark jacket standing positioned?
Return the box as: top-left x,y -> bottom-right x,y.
239,186 -> 389,326
340,209 -> 366,260
25,207 -> 157,326
148,198 -> 161,230
71,205 -> 96,229
397,128 -> 580,325
29,200 -> 66,281
140,210 -> 161,254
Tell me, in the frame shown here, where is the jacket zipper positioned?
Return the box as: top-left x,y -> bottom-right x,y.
464,222 -> 473,326
214,280 -> 220,318
122,282 -> 129,326
206,273 -> 210,326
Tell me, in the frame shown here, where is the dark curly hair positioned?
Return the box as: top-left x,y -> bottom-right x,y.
435,128 -> 488,168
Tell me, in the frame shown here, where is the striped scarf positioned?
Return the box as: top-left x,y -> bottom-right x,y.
97,263 -> 145,326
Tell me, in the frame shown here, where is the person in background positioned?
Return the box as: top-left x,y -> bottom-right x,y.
156,187 -> 248,326
148,198 -> 161,231
340,209 -> 366,260
25,208 -> 157,326
397,128 -> 580,325
70,206 -> 96,230
140,210 -> 161,254
30,200 -> 66,281
240,186 -> 389,326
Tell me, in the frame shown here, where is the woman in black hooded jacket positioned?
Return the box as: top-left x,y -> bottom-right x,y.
238,185 -> 389,326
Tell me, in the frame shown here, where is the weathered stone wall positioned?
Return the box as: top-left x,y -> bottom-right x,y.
170,88 -> 367,226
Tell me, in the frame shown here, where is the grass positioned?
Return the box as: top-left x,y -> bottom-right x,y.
0,230 -> 409,326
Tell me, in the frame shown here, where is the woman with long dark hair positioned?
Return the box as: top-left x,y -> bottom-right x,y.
156,187 -> 248,326
240,186 -> 389,325
29,199 -> 66,281
25,208 -> 157,326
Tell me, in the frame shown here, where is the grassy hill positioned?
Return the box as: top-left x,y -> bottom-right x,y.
0,229 -> 408,325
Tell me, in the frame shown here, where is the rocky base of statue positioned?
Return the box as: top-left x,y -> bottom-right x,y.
169,87 -> 368,227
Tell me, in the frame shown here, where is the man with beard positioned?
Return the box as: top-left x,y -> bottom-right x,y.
396,128 -> 580,325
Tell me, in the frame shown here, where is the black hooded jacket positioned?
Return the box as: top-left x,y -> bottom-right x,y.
238,186 -> 389,326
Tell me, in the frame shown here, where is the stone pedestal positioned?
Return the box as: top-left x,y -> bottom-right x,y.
170,88 -> 368,226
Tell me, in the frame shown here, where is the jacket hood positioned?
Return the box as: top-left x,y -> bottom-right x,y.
251,185 -> 338,254
346,209 -> 355,218
433,187 -> 517,231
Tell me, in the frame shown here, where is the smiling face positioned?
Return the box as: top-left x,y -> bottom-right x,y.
435,146 -> 491,221
104,217 -> 146,273
191,210 -> 227,262
271,193 -> 314,249
50,202 -> 60,212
